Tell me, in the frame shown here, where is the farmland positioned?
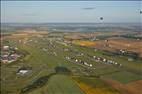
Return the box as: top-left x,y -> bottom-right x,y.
1,30 -> 142,94
73,77 -> 120,94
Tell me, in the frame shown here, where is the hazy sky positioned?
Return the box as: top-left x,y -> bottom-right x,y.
1,1 -> 142,23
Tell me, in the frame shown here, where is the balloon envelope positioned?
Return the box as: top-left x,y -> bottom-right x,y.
100,17 -> 103,20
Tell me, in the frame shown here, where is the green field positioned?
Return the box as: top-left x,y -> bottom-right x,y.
21,75 -> 84,94
1,33 -> 142,94
104,71 -> 142,84
47,75 -> 84,94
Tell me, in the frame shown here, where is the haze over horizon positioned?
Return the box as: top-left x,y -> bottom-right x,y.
1,1 -> 142,23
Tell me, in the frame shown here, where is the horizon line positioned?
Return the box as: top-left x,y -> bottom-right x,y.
1,22 -> 141,24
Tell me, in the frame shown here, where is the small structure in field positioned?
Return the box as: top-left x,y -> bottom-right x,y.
3,46 -> 9,50
17,67 -> 32,75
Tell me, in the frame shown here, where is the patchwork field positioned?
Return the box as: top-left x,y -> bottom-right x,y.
72,39 -> 142,58
103,79 -> 142,94
73,77 -> 120,94
1,31 -> 142,94
95,39 -> 142,57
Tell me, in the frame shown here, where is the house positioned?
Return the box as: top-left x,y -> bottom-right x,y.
128,58 -> 133,61
120,49 -> 126,54
64,48 -> 69,52
3,46 -> 9,50
103,58 -> 107,62
17,70 -> 29,75
89,64 -> 92,67
42,48 -> 48,52
1,57 -> 8,63
17,67 -> 32,75
75,52 -> 84,57
75,59 -> 78,62
14,47 -> 18,50
65,56 -> 70,60
93,56 -> 96,59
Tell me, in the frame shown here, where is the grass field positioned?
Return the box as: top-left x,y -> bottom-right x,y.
47,75 -> 84,94
19,75 -> 84,94
1,32 -> 142,94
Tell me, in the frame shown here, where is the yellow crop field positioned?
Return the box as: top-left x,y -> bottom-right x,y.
73,40 -> 96,47
76,81 -> 119,94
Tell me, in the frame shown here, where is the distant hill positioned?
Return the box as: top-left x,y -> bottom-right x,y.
1,23 -> 141,33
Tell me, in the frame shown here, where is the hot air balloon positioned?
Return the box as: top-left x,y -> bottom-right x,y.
100,17 -> 103,20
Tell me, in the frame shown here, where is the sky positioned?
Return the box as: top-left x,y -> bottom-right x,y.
1,1 -> 142,23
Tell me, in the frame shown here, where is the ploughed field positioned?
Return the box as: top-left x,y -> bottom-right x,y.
72,39 -> 142,58
1,31 -> 142,94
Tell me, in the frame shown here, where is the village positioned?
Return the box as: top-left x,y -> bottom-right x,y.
0,45 -> 21,63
